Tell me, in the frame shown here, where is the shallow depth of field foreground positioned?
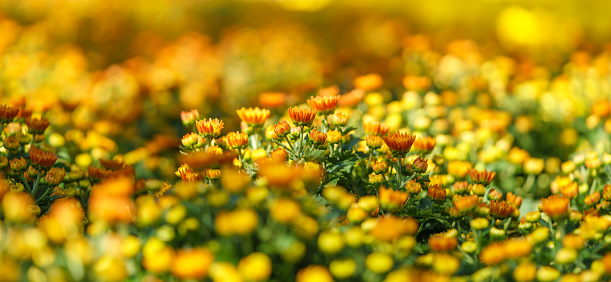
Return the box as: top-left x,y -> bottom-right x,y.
2,0 -> 611,281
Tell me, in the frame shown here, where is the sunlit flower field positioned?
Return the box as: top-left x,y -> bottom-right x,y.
1,0 -> 611,281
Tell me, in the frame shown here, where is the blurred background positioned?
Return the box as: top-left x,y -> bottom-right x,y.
0,0 -> 610,179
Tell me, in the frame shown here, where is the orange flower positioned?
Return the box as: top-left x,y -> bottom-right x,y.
506,192 -> 523,208
225,132 -> 248,149
0,104 -> 19,123
171,248 -> 214,280
236,107 -> 270,126
371,161 -> 388,174
339,89 -> 364,107
412,157 -> 428,173
354,73 -> 383,91
405,180 -> 422,194
363,120 -> 390,136
469,169 -> 496,185
412,136 -> 436,153
259,92 -> 286,108
453,195 -> 478,213
271,147 -> 289,162
489,200 -> 515,219
428,184 -> 446,202
29,147 -> 58,168
378,186 -> 409,212
447,161 -> 473,179
318,85 -> 339,97
366,135 -> 384,149
196,118 -> 224,138
585,191 -> 601,206
181,109 -> 200,126
309,128 -> 327,145
383,132 -> 416,154
25,117 -> 50,134
288,107 -> 317,126
479,243 -> 506,266
429,234 -> 458,252
307,96 -> 339,114
541,195 -> 569,220
453,181 -> 470,195
274,120 -> 292,138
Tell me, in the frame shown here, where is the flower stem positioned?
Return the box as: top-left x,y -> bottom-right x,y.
31,171 -> 42,197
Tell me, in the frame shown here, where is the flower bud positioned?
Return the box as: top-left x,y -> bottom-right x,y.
555,248 -> 577,265
274,120 -> 291,138
471,218 -> 489,230
412,157 -> 428,173
489,227 -> 506,240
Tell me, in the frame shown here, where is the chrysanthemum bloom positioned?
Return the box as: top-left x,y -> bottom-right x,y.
412,136 -> 436,153
333,112 -> 348,126
429,234 -> 458,252
9,157 -> 27,172
506,192 -> 523,208
296,265 -> 333,282
453,194 -> 478,213
480,243 -> 506,266
368,173 -> 384,184
371,161 -> 388,174
469,169 -> 496,185
236,107 -> 270,126
604,184 -> 611,201
562,234 -> 585,250
274,120 -> 291,138
541,195 -> 569,221
378,186 -> 409,212
259,92 -> 286,108
196,118 -> 224,138
307,96 -> 339,115
326,130 -> 342,144
171,248 -> 214,280
88,166 -> 110,180
363,120 -> 390,136
487,188 -> 503,201
288,107 -> 317,126
405,180 -> 422,194
205,169 -> 221,180
412,157 -> 428,173
504,238 -> 533,259
453,181 -> 470,195
354,73 -> 383,91
29,147 -> 58,169
181,109 -> 200,126
270,147 -> 289,162
0,105 -> 19,123
25,117 -> 50,135
45,167 -> 66,185
238,252 -> 273,282
3,136 -> 19,152
428,184 -> 446,202
181,132 -> 199,148
383,132 -> 416,154
366,135 -> 384,149
513,262 -> 536,282
489,200 -> 515,219
225,132 -> 248,149
309,128 -> 327,145
270,198 -> 301,223
585,191 -> 601,206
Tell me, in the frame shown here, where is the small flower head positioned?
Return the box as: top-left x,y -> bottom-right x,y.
326,131 -> 342,144
585,191 -> 601,207
226,132 -> 248,150
453,194 -> 478,213
429,234 -> 458,252
29,147 -> 58,168
489,200 -> 515,219
378,186 -> 409,212
180,109 -> 200,126
274,120 -> 292,138
541,195 -> 570,221
307,96 -> 339,115
453,181 -> 470,195
383,132 -> 416,154
259,92 -> 286,108
363,120 -> 390,136
366,135 -> 384,150
428,184 -> 446,202
412,157 -> 428,173
371,161 -> 388,174
181,132 -> 199,148
309,128 -> 327,145
333,112 -> 348,126
271,148 -> 289,162
0,105 -> 19,123
405,180 -> 422,194
45,167 -> 66,185
196,118 -> 224,138
354,73 -> 383,91
25,117 -> 51,135
236,107 -> 271,126
413,136 -> 436,153
288,107 -> 317,126
9,157 -> 28,172
469,168 -> 496,185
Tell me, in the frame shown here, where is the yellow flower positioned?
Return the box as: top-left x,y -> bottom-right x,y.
236,107 -> 270,126
171,248 -> 214,280
296,265 -> 333,282
433,254 -> 460,275
329,258 -> 357,279
318,230 -> 345,254
514,262 -> 536,282
270,198 -> 301,223
210,262 -> 243,282
94,255 -> 128,281
238,252 -> 272,282
366,252 -> 394,273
